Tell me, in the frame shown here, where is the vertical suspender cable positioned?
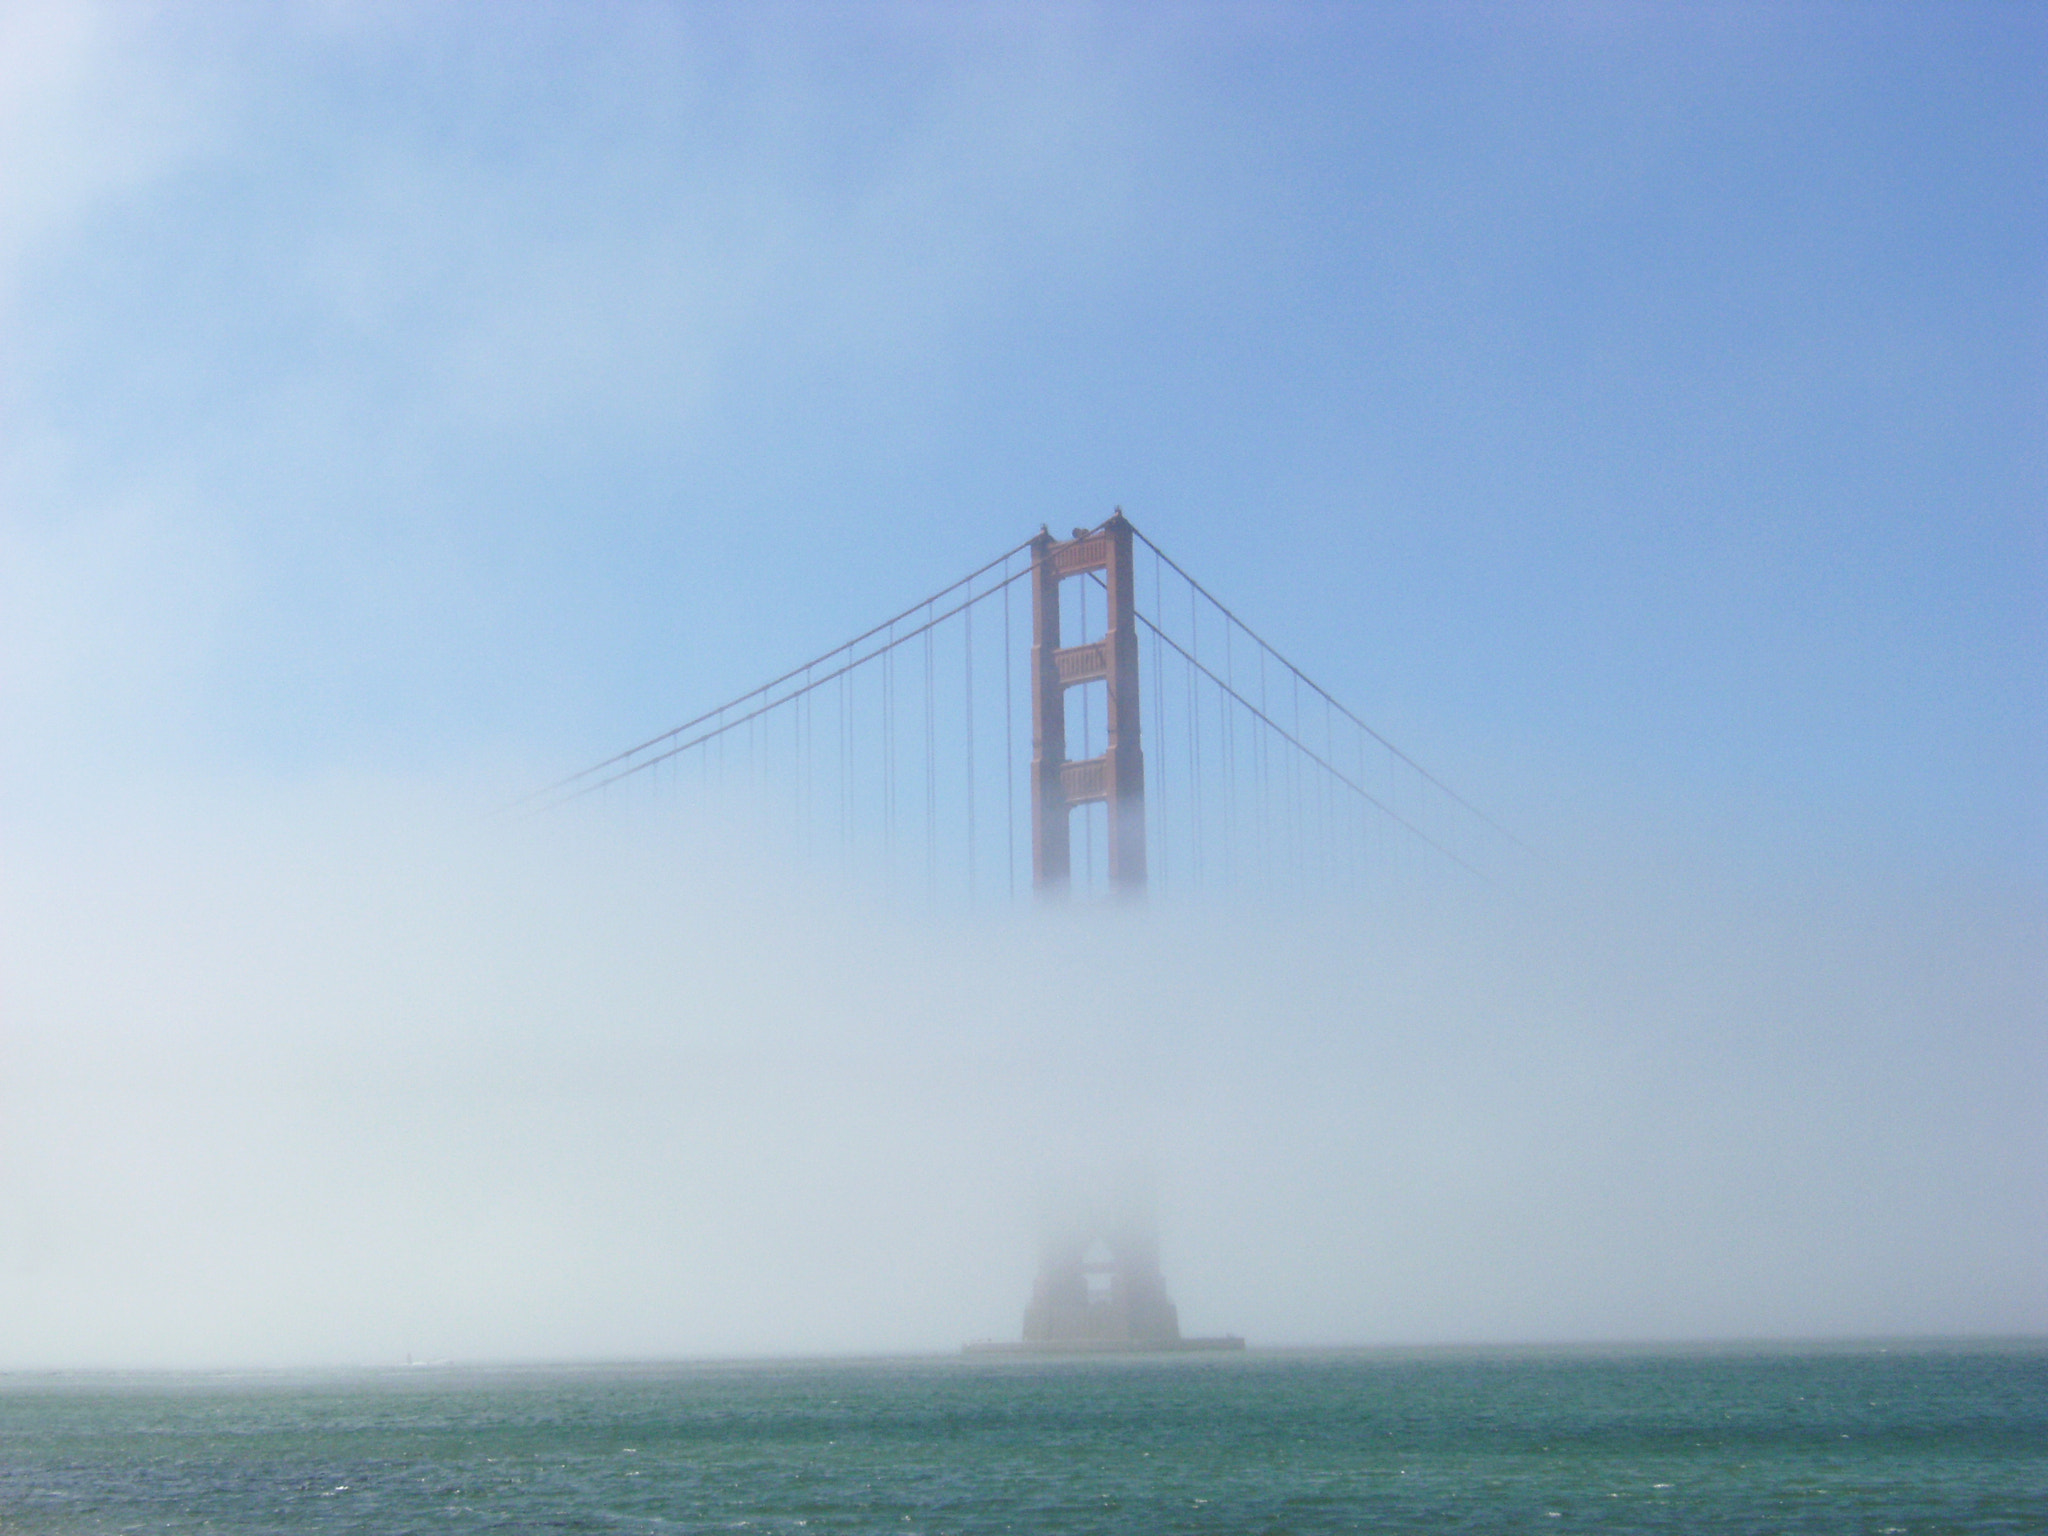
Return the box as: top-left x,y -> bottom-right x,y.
1245,651 -> 1261,888
1222,615 -> 1232,882
1187,581 -> 1201,886
1004,565 -> 1015,903
1221,609 -> 1234,886
883,624 -> 894,878
1152,547 -> 1167,894
840,666 -> 850,855
800,664 -> 811,860
1081,573 -> 1093,893
1291,670 -> 1303,890
1325,692 -> 1336,894
965,577 -> 975,905
925,601 -> 936,903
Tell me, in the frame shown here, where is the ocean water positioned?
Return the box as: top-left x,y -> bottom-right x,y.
3,1343 -> 2042,1533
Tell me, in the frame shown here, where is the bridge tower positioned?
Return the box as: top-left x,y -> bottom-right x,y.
1030,512 -> 1146,896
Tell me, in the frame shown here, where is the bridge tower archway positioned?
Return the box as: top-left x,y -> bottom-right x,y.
1021,1206 -> 1182,1348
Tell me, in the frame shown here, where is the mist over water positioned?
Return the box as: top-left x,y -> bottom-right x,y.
2,777 -> 2039,1370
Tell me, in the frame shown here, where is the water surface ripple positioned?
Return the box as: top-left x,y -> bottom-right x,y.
3,1344 -> 2042,1533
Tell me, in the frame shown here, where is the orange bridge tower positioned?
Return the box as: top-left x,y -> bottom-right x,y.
1029,512 -> 1147,897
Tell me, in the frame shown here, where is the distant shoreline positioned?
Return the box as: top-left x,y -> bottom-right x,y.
5,1334 -> 2044,1383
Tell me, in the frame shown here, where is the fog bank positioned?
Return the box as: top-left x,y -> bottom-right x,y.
3,778 -> 2039,1369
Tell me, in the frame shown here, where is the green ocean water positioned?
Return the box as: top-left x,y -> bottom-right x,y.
3,1344 -> 2042,1534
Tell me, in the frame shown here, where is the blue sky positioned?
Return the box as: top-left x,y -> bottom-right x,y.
1,2 -> 2042,1364
5,1 -> 2039,867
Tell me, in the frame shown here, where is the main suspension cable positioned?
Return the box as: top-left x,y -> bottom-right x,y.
1126,524 -> 1528,854
511,536 -> 1037,810
521,561 -> 1034,815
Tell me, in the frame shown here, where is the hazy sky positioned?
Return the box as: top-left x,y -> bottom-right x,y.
2,2 -> 2042,1368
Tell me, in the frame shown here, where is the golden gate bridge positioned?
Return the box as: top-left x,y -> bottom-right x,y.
520,513 -> 1523,902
